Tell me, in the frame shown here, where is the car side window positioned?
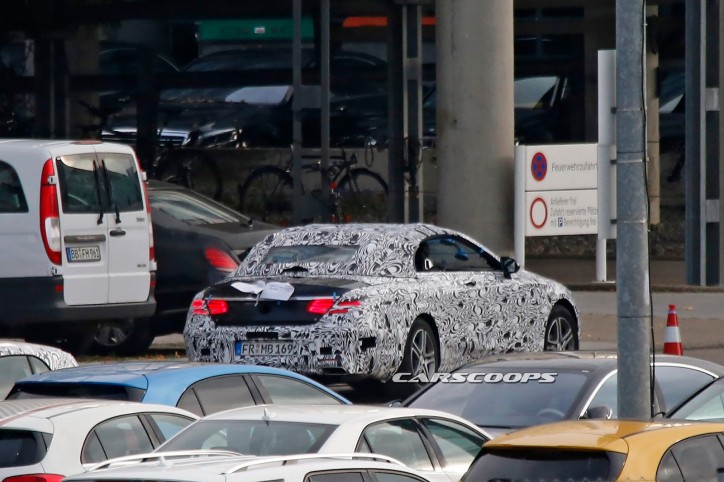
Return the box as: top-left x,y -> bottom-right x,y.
371,471 -> 428,482
306,471 -> 365,482
27,356 -> 51,374
82,415 -> 154,463
177,375 -> 255,416
255,374 -> 343,405
0,356 -> 33,399
419,418 -> 486,471
669,434 -> 724,482
586,372 -> 618,418
416,237 -> 495,272
656,451 -> 684,482
654,365 -> 716,412
144,413 -> 195,442
0,160 -> 28,213
359,419 -> 433,471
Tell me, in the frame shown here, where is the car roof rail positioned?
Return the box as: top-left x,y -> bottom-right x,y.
89,449 -> 244,471
226,453 -> 404,473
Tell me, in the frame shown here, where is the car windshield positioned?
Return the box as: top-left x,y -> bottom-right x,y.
464,449 -> 626,482
150,189 -> 248,226
514,76 -> 561,109
157,420 -> 337,456
668,380 -> 724,421
407,370 -> 588,429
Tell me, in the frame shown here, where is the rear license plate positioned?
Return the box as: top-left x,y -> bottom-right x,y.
66,246 -> 101,262
235,341 -> 300,357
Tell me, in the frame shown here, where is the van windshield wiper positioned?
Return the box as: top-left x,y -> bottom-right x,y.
101,160 -> 121,224
92,161 -> 105,224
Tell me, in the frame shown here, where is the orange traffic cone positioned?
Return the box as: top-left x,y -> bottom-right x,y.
663,304 -> 683,355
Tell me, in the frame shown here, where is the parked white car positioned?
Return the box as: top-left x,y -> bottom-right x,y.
0,398 -> 197,481
65,453 -> 431,482
0,339 -> 77,398
154,404 -> 491,482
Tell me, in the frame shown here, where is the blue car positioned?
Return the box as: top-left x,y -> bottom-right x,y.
6,361 -> 350,416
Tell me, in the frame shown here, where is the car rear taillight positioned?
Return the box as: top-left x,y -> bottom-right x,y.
306,298 -> 361,315
191,298 -> 228,316
204,247 -> 239,273
39,159 -> 61,265
4,474 -> 65,482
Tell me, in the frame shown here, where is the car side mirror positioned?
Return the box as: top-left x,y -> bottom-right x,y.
500,257 -> 520,279
582,405 -> 613,420
387,400 -> 403,407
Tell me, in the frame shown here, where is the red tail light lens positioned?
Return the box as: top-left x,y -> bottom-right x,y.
204,247 -> 239,273
307,299 -> 362,315
39,159 -> 61,265
191,299 -> 208,315
4,474 -> 65,482
207,299 -> 229,315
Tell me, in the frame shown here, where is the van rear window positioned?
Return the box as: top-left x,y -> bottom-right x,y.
0,160 -> 28,213
56,155 -> 103,214
100,153 -> 143,212
0,429 -> 48,467
464,448 -> 626,482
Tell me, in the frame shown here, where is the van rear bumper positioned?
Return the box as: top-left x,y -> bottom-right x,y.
0,276 -> 156,326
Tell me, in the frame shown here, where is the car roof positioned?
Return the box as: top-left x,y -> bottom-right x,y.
14,361 -> 350,404
201,403 -> 482,426
457,350 -> 724,374
267,223 -> 454,247
0,340 -> 77,364
484,419 -> 724,454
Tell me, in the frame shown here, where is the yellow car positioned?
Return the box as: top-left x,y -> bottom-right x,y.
462,419 -> 724,482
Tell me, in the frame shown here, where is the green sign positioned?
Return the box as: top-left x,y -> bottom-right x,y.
198,18 -> 315,42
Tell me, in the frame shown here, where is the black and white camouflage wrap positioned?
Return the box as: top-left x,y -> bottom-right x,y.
0,340 -> 78,370
184,223 -> 579,381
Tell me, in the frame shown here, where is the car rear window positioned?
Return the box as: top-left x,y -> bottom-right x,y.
157,420 -> 337,456
464,448 -> 626,482
7,382 -> 144,402
149,188 -> 244,225
56,155 -> 103,214
0,429 -> 48,467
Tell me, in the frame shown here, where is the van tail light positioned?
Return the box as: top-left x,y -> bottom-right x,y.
191,298 -> 228,316
204,247 -> 239,273
4,474 -> 65,482
306,298 -> 361,315
39,159 -> 61,265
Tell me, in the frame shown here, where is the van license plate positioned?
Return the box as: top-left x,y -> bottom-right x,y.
66,246 -> 101,262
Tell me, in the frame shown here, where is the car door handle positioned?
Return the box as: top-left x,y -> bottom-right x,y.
465,281 -> 476,287
110,228 -> 126,237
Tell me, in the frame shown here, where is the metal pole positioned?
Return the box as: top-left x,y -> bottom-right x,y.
292,0 -> 303,225
405,4 -> 423,223
615,0 -> 653,418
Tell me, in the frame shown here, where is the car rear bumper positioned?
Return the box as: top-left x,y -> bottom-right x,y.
0,275 -> 156,327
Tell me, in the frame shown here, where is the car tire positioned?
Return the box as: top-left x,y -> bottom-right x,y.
387,318 -> 439,398
91,318 -> 155,356
544,305 -> 579,351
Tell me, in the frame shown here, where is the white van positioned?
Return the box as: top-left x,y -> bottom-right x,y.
0,139 -> 156,350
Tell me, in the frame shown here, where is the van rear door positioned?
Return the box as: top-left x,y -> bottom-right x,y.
55,153 -> 109,305
97,151 -> 151,303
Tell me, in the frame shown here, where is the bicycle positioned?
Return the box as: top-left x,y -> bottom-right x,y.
237,149 -> 388,225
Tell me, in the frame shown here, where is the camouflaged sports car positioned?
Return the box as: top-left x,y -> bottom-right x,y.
183,223 -> 579,383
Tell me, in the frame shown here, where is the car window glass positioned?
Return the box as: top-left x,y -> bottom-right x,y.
420,418 -> 486,472
654,365 -> 716,412
417,237 -> 493,272
362,420 -> 433,471
670,435 -> 724,482
100,153 -> 143,212
182,375 -> 255,416
656,450 -> 684,482
0,356 -> 33,399
27,356 -> 51,374
587,373 -> 618,418
56,155 -> 103,214
307,472 -> 365,482
372,472 -> 426,482
87,415 -> 154,461
81,432 -> 106,464
176,390 -> 204,416
145,413 -> 195,442
0,160 -> 28,213
0,429 -> 45,467
255,374 -> 343,405
149,189 -> 243,225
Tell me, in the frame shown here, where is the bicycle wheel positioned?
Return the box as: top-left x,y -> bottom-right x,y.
155,150 -> 223,201
337,168 -> 388,222
238,166 -> 294,226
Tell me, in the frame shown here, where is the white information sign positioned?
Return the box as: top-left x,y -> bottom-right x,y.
525,144 -> 598,191
525,189 -> 598,236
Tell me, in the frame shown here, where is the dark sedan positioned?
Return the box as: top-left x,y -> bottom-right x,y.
91,181 -> 279,355
401,351 -> 724,437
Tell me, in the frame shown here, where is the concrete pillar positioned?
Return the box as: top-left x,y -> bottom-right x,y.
720,0 -> 724,285
436,0 -> 514,255
647,6 -> 661,225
